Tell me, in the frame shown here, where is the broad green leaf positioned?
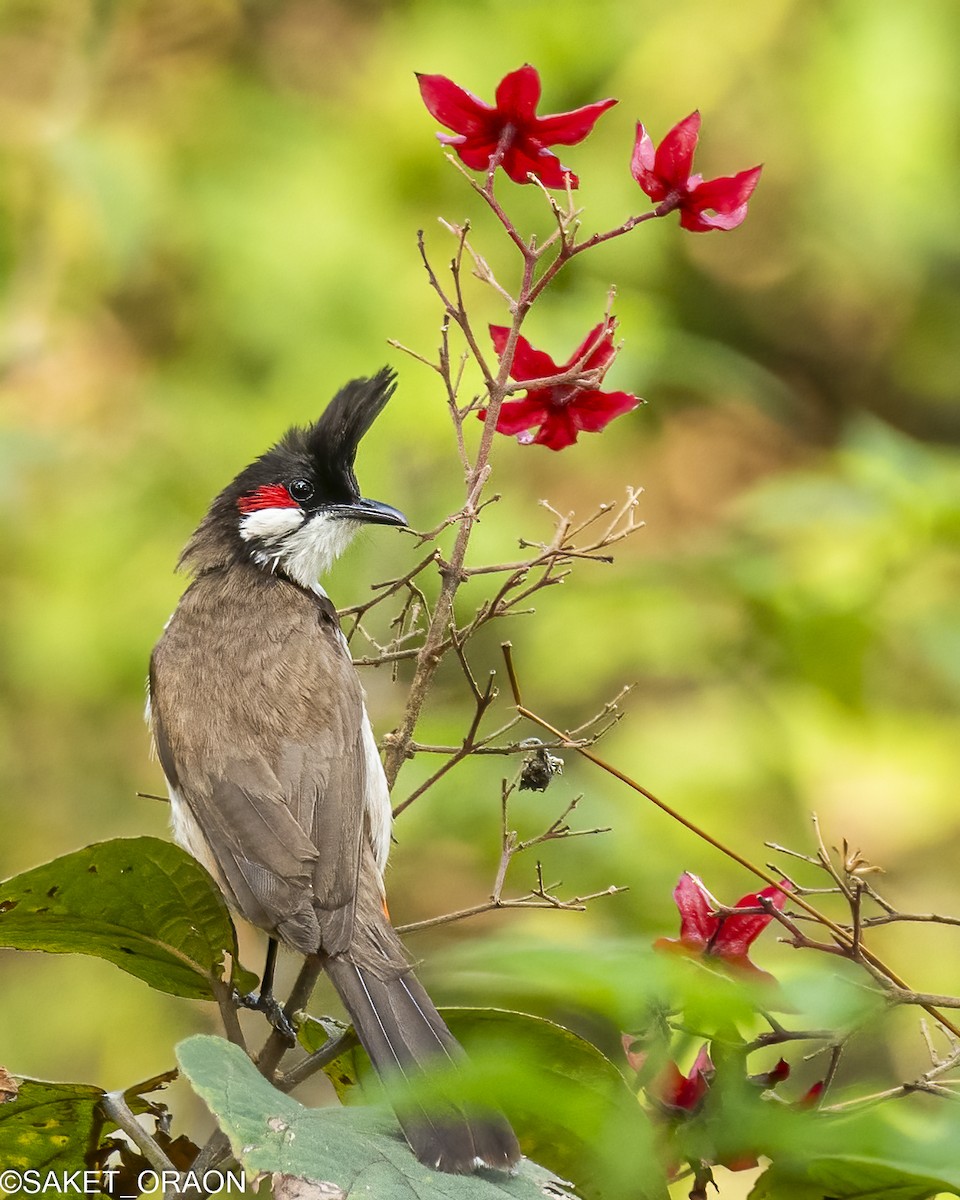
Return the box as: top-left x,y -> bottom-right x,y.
0,1081 -> 105,1177
750,1157 -> 960,1200
740,1099 -> 960,1199
0,837 -> 241,999
321,1008 -> 666,1200
177,1034 -> 577,1200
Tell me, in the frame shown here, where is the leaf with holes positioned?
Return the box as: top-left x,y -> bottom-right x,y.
0,837 -> 245,999
0,1081 -> 106,1177
0,1071 -> 176,1178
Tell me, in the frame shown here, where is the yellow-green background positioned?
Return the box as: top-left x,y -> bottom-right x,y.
1,0 -> 959,1192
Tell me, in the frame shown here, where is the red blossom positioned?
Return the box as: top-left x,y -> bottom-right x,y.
654,872 -> 789,981
749,1057 -> 791,1088
417,65 -> 617,188
479,320 -> 641,451
798,1080 -> 824,1108
652,1045 -> 714,1113
630,111 -> 761,232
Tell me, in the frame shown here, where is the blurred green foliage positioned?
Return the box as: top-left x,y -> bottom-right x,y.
1,0 -> 959,1192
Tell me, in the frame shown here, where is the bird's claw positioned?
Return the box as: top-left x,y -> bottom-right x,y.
235,989 -> 298,1042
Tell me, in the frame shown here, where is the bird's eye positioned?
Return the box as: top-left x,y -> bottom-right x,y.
288,478 -> 314,504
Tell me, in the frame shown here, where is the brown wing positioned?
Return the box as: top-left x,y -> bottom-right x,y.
149,561 -> 369,957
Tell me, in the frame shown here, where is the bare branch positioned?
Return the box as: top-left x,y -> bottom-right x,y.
103,1091 -> 177,1176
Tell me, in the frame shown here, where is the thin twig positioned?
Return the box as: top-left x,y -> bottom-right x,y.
102,1090 -> 177,1175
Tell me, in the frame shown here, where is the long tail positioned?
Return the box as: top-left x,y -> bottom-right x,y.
324,955 -> 520,1174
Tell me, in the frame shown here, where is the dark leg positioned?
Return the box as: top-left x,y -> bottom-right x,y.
236,938 -> 297,1041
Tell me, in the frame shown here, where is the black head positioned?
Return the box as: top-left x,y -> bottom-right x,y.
181,368 -> 406,583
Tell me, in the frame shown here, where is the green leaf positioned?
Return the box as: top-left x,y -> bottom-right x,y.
0,1071 -> 179,1181
0,837 -> 241,999
298,1015 -> 352,1057
0,1081 -> 106,1176
741,1101 -> 960,1199
750,1157 -> 960,1200
322,1008 -> 666,1200
177,1034 -> 577,1200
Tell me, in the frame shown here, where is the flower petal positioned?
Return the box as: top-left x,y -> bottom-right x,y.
690,164 -> 763,212
416,73 -> 491,136
569,389 -> 640,433
672,872 -> 717,949
563,320 -> 617,374
798,1081 -> 824,1108
654,1046 -> 712,1111
534,96 -> 618,145
679,203 -> 751,232
490,327 -> 562,381
480,397 -> 550,436
494,64 -> 542,121
533,409 -> 579,451
503,139 -> 577,188
681,165 -> 762,231
752,1058 -> 790,1087
630,122 -> 663,199
451,136 -> 504,173
712,881 -> 789,959
654,110 -> 701,188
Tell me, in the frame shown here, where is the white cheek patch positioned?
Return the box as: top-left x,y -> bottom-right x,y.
239,507 -> 305,543
278,513 -> 360,589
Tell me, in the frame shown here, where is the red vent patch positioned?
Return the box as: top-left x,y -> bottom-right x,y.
237,484 -> 298,514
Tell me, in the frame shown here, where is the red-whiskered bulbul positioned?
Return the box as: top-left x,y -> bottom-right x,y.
147,370 -> 520,1174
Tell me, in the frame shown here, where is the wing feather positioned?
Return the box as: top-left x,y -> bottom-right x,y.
149,563 -> 372,957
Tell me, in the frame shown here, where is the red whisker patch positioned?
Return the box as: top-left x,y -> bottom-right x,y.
237,484 -> 298,513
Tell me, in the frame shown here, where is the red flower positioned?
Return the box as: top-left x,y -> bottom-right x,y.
750,1058 -> 790,1088
798,1080 -> 824,1108
417,65 -> 617,189
479,321 -> 640,451
653,1045 -> 714,1113
654,872 -> 788,980
630,111 -> 761,232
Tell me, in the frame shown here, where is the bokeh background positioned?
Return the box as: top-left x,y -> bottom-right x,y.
2,0 -> 959,1192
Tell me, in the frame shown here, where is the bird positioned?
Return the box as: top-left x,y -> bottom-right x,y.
147,368 -> 520,1174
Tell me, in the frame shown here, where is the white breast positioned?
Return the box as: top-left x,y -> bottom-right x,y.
168,783 -> 226,889
360,706 -> 392,878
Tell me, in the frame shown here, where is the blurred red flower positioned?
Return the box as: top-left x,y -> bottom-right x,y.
417,64 -> 616,188
479,321 -> 640,451
655,872 -> 788,981
631,111 -> 761,232
653,1045 -> 714,1113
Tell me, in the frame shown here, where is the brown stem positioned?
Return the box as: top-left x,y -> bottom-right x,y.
275,1028 -> 359,1093
213,977 -> 247,1053
396,886 -> 624,934
381,230 -> 539,790
103,1090 -> 176,1175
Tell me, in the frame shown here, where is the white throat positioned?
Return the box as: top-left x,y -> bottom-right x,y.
239,507 -> 360,590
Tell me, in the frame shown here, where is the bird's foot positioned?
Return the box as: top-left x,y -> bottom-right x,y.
235,989 -> 298,1042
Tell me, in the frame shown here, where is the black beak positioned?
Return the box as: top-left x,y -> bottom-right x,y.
328,498 -> 407,528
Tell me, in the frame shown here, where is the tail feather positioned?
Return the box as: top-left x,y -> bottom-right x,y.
324,956 -> 521,1174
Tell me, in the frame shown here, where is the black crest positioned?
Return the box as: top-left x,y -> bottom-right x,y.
292,368 -> 397,500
